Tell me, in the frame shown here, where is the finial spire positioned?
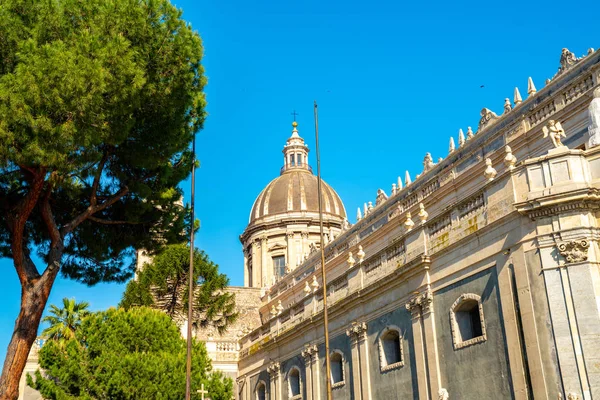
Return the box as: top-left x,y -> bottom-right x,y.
290,120 -> 300,138
357,207 -> 362,221
467,127 -> 474,140
458,129 -> 465,147
527,77 -> 537,96
397,176 -> 403,190
405,170 -> 412,186
514,87 -> 522,105
449,137 -> 455,153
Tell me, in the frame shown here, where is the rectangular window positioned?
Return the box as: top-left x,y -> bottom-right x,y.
273,255 -> 286,279
290,154 -> 295,166
297,154 -> 303,165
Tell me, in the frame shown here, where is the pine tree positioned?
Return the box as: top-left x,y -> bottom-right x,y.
28,307 -> 232,399
121,244 -> 238,334
0,0 -> 206,397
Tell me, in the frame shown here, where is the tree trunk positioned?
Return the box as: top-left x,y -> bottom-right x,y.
0,276 -> 55,400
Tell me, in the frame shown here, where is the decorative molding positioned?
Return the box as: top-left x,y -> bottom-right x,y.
438,388 -> 449,400
405,287 -> 433,317
267,362 -> 280,380
558,240 -> 590,263
449,293 -> 487,350
479,108 -> 499,131
301,344 -> 318,363
346,321 -> 368,343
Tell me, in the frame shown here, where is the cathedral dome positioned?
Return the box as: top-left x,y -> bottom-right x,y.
249,169 -> 346,223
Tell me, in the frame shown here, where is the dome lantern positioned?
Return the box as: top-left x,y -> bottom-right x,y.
281,121 -> 311,174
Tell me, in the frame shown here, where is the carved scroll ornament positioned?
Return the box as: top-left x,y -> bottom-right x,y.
558,240 -> 590,263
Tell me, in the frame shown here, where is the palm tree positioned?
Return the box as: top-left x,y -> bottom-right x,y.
41,298 -> 90,341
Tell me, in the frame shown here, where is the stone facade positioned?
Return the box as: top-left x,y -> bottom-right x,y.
235,48 -> 600,400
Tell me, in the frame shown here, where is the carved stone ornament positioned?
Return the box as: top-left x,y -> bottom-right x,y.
347,251 -> 355,268
504,145 -> 517,170
542,120 -> 567,148
418,203 -> 428,223
311,275 -> 319,291
483,158 -> 497,181
438,388 -> 449,400
304,281 -> 311,296
478,108 -> 499,130
567,393 -> 580,400
346,321 -> 368,339
301,344 -> 318,361
466,126 -> 474,140
556,48 -> 579,77
405,288 -> 433,315
587,87 -> 600,148
357,245 -> 365,263
404,212 -> 415,231
504,98 -> 512,114
558,240 -> 590,263
423,152 -> 435,172
376,188 -> 388,206
267,362 -> 280,378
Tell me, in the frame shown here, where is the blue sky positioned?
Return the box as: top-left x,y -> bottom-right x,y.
1,0 -> 598,365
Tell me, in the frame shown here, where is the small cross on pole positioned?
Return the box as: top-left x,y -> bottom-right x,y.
196,383 -> 208,400
291,110 -> 299,121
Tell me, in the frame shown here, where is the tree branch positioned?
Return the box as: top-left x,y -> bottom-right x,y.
40,181 -> 61,249
61,186 -> 129,236
90,151 -> 109,207
8,168 -> 46,285
88,216 -> 144,225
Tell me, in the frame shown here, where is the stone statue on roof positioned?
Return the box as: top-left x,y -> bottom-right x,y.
587,87 -> 600,148
543,120 -> 566,148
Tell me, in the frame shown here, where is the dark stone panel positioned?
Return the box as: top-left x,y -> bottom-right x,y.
366,307 -> 418,400
281,354 -> 307,400
249,369 -> 271,399
524,249 -> 562,396
317,332 -> 354,400
434,267 -> 514,399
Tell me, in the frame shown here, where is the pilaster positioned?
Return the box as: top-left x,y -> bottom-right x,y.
420,288 -> 442,399
286,231 -> 294,270
346,321 -> 371,400
261,236 -> 268,287
301,344 -> 318,400
268,362 -> 281,400
406,293 -> 430,400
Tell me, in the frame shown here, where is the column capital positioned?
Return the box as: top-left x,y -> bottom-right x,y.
301,344 -> 318,362
286,231 -> 295,239
301,231 -> 310,239
557,239 -> 590,263
346,321 -> 368,342
267,362 -> 280,379
406,287 -> 433,317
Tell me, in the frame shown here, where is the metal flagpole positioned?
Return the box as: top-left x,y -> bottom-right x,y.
185,135 -> 196,400
314,100 -> 333,400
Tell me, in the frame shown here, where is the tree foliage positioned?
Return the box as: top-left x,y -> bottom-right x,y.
28,307 -> 232,400
0,0 -> 206,396
121,244 -> 238,334
41,298 -> 89,342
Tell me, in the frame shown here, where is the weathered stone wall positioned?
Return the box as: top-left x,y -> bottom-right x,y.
433,267 -> 512,399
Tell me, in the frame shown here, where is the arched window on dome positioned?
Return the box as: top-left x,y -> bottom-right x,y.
289,154 -> 295,167
297,154 -> 303,166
